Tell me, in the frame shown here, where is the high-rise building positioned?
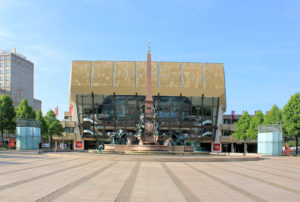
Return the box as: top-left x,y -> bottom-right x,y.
0,50 -> 41,111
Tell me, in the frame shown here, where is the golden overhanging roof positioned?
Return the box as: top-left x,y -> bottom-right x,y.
69,61 -> 226,110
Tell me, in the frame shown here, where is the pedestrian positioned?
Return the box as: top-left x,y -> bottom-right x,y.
286,144 -> 290,156
98,144 -> 102,154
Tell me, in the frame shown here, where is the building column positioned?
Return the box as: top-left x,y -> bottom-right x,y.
103,95 -> 106,136
201,94 -> 204,137
91,92 -> 95,137
157,93 -> 160,122
231,143 -> 234,153
179,93 -> 182,131
135,93 -> 138,124
113,92 -> 117,132
168,96 -> 171,135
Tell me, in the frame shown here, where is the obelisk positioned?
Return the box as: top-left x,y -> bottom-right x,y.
143,43 -> 155,144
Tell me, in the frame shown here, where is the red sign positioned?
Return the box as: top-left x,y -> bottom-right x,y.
213,143 -> 220,151
10,139 -> 15,148
76,141 -> 82,149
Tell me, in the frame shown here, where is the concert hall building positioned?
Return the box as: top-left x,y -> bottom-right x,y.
66,59 -> 226,151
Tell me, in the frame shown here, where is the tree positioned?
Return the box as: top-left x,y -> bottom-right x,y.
283,93 -> 300,155
233,111 -> 251,153
0,94 -> 16,147
36,110 -> 48,140
264,105 -> 282,125
247,110 -> 264,140
16,98 -> 36,119
233,111 -> 251,141
44,110 -> 64,148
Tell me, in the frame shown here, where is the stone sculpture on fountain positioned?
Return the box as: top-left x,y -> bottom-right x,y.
102,45 -> 194,153
109,129 -> 127,145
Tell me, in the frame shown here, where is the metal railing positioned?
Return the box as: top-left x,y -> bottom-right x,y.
16,119 -> 40,128
258,124 -> 282,133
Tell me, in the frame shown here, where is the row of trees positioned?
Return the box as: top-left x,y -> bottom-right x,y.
0,94 -> 64,148
233,93 -> 300,154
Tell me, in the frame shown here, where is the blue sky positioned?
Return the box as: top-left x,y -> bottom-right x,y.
1,0 -> 299,119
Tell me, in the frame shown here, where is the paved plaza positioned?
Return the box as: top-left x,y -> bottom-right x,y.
0,152 -> 300,202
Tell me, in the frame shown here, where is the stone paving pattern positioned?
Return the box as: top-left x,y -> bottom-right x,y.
0,151 -> 300,202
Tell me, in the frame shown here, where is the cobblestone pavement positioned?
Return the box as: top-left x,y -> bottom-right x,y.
0,151 -> 300,202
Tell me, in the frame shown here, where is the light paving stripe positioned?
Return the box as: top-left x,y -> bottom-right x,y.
0,158 -> 77,175
253,163 -> 300,174
161,163 -> 200,202
206,163 -> 300,196
115,161 -> 141,202
184,163 -> 266,202
36,161 -> 118,202
257,161 -> 300,170
0,160 -> 94,191
0,155 -> 40,158
0,156 -> 52,167
226,162 -> 300,181
0,159 -> 41,167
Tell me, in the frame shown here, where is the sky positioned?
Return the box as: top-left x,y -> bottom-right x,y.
0,0 -> 299,119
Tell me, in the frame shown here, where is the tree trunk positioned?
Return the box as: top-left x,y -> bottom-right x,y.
296,136 -> 298,156
50,135 -> 52,149
1,129 -> 3,148
244,141 -> 247,155
8,133 -> 10,150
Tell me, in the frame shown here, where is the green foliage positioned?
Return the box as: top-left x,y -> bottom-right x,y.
0,94 -> 16,144
44,110 -> 64,148
246,110 -> 264,140
264,105 -> 282,125
233,111 -> 251,141
35,110 -> 48,138
283,93 -> 300,138
44,110 -> 64,137
16,98 -> 36,119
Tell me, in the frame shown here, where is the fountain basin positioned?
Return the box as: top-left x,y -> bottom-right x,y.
104,144 -> 194,153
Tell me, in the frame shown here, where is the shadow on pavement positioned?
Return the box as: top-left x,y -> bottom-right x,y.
0,161 -> 23,165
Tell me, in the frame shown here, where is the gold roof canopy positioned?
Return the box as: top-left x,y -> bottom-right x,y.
69,61 -> 226,111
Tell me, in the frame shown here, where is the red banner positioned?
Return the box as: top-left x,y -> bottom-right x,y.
55,107 -> 58,117
69,106 -> 73,116
231,110 -> 235,119
213,143 -> 220,151
76,141 -> 82,149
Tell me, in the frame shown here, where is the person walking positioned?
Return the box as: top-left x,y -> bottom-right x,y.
282,145 -> 285,156
98,144 -> 103,154
286,144 -> 290,156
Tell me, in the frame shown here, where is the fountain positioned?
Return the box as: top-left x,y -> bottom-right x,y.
104,45 -> 194,154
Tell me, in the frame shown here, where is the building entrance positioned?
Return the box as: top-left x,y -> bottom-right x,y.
84,140 -> 97,150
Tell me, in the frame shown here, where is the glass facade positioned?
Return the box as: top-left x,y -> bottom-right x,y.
64,127 -> 74,133
76,94 -> 219,141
